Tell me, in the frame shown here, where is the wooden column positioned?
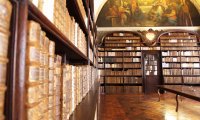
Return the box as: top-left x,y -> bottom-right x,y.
12,0 -> 28,119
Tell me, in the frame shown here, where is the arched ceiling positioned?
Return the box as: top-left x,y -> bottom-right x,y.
94,0 -> 107,22
94,0 -> 200,25
94,0 -> 200,44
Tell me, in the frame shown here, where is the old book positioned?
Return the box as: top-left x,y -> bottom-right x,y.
0,0 -> 12,32
28,21 -> 41,47
0,57 -> 8,84
0,32 -> 9,58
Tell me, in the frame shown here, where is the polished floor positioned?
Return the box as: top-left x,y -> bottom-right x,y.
99,91 -> 200,120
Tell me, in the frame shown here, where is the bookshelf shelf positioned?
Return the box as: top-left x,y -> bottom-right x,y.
28,2 -> 88,62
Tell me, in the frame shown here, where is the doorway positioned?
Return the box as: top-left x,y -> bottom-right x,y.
142,51 -> 162,94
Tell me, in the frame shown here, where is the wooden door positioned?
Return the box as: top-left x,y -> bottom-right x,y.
142,51 -> 162,94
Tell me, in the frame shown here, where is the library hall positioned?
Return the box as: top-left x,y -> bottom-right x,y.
1,0 -> 200,120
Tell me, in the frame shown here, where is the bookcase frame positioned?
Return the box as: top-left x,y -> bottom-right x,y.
6,0 -> 98,119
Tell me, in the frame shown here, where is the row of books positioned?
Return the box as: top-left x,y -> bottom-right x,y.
105,40 -> 140,43
26,21 -> 98,120
162,63 -> 181,68
163,69 -> 182,75
161,47 -> 198,50
99,64 -> 141,68
60,64 -> 97,120
98,64 -> 123,68
98,52 -> 142,57
160,39 -> 197,43
181,57 -> 199,62
99,52 -> 123,56
100,69 -> 142,76
26,21 -> 56,120
30,0 -> 87,56
0,0 -> 12,119
124,52 -> 141,56
182,63 -> 200,68
124,64 -> 141,68
167,32 -> 190,36
124,70 -> 142,75
105,36 -> 140,40
104,43 -> 141,47
162,51 -> 200,56
160,36 -> 197,39
131,58 -> 141,62
163,63 -> 200,68
161,43 -> 198,46
164,77 -> 200,84
182,69 -> 200,75
72,21 -> 87,56
162,51 -> 180,56
101,77 -> 142,84
141,47 -> 160,50
162,57 -> 181,62
163,69 -> 200,75
183,77 -> 200,83
164,77 -> 182,83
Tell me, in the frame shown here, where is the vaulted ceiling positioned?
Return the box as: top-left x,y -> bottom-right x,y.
94,0 -> 200,27
94,0 -> 200,44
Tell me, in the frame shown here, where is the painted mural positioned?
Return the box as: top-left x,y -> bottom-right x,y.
97,0 -> 200,27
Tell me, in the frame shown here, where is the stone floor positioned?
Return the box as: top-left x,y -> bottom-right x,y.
99,92 -> 200,120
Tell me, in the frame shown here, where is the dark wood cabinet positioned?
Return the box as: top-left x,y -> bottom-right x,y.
142,51 -> 162,94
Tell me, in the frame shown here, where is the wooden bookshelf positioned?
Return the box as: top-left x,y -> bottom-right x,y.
5,0 -> 98,120
98,32 -> 144,92
160,32 -> 200,85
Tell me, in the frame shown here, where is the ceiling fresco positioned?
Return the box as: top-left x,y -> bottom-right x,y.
96,0 -> 200,27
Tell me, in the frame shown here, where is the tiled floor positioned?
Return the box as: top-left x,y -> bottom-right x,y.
99,92 -> 200,120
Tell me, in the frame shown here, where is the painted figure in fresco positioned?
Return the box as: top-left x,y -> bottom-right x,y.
147,0 -> 166,26
105,0 -> 131,26
105,3 -> 119,26
130,0 -> 144,26
105,0 -> 120,26
97,0 -> 199,27
161,2 -> 178,26
118,0 -> 131,26
177,0 -> 193,26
